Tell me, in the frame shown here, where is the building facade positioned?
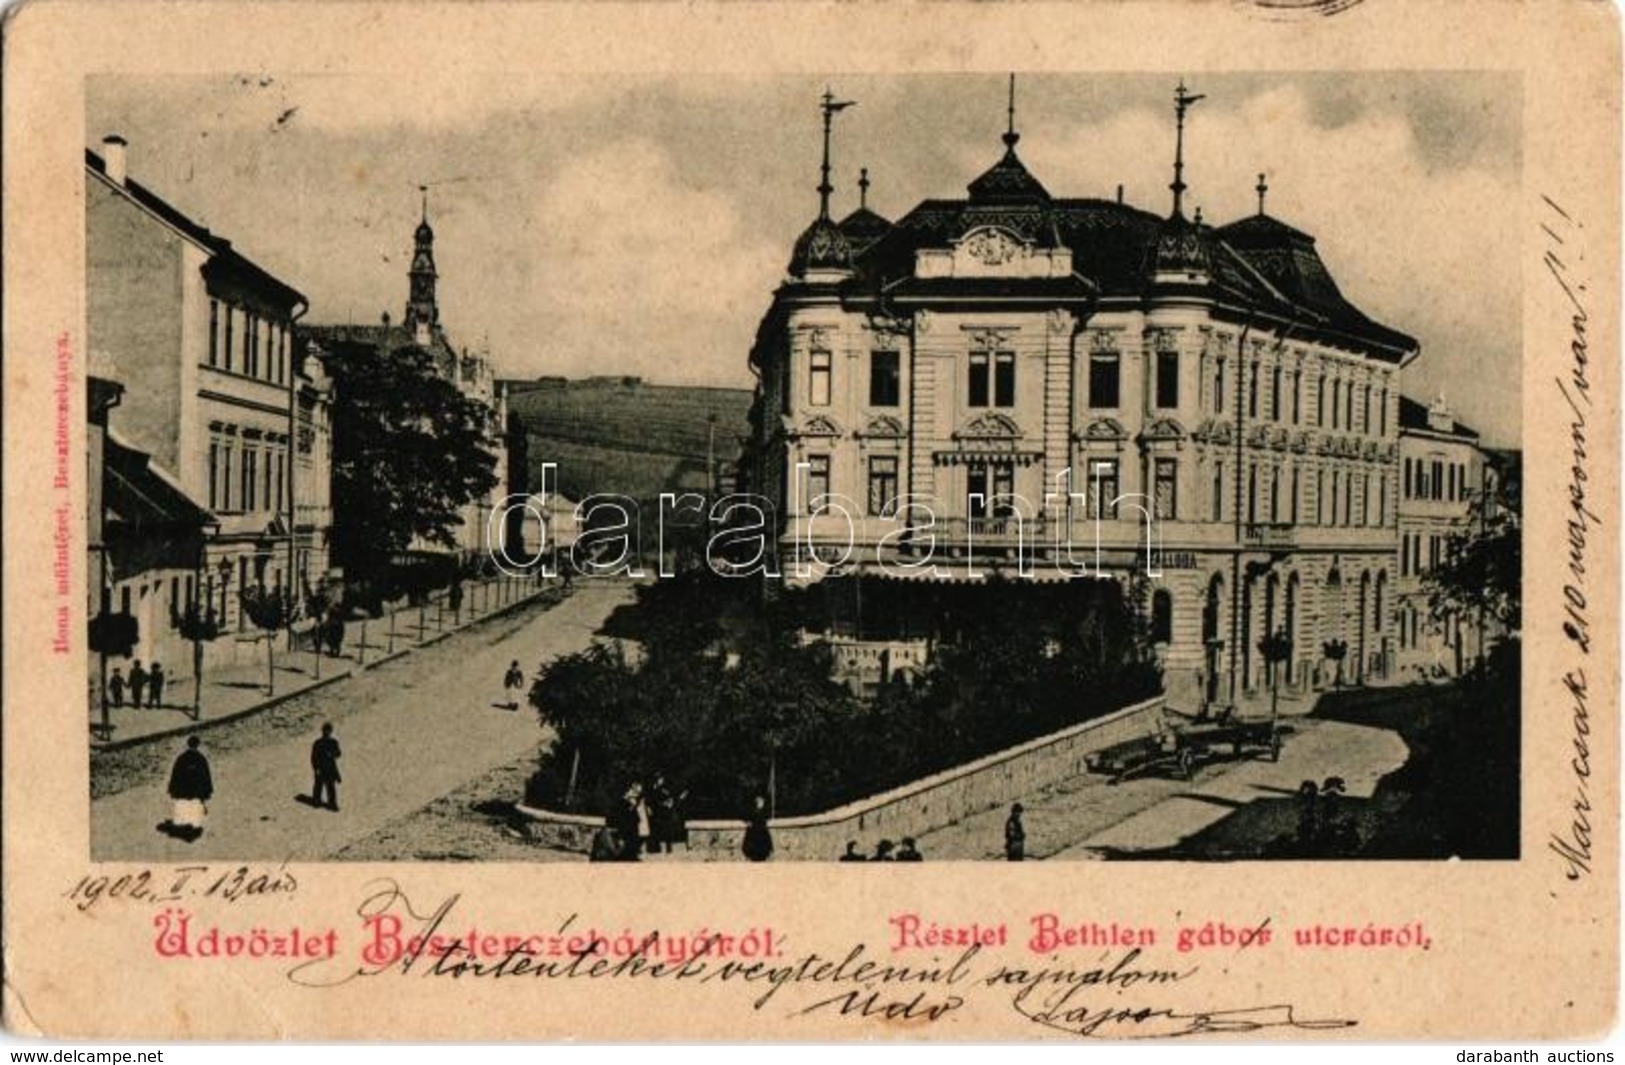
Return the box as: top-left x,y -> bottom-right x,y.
743,88 -> 1418,709
1394,394 -> 1493,678
86,135 -> 324,680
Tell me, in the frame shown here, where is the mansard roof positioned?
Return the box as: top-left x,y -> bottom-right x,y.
785,146 -> 1418,362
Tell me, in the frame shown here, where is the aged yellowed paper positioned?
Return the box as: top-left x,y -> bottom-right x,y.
2,0 -> 1618,1041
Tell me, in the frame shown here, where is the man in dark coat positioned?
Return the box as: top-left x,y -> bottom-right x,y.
1004,803 -> 1026,861
129,660 -> 148,708
166,736 -> 213,842
107,667 -> 126,709
310,723 -> 342,811
148,662 -> 166,708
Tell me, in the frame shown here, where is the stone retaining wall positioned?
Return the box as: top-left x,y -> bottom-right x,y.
516,693 -> 1165,860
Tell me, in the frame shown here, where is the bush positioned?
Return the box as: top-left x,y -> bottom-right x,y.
527,571 -> 1164,818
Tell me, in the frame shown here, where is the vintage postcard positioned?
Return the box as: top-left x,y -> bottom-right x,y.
1,0 -> 1618,1042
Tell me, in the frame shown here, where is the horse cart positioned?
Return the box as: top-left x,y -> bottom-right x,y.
1085,710 -> 1283,783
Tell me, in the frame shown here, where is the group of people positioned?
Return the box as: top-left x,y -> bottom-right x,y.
107,660 -> 166,709
161,723 -> 344,841
839,837 -> 924,862
590,777 -> 689,861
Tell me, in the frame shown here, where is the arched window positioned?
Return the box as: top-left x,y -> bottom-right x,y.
1151,589 -> 1173,645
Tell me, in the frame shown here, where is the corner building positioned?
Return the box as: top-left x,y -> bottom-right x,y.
744,88 -> 1417,709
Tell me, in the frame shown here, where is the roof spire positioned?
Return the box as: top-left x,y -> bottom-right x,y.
419,184 -> 429,223
1169,79 -> 1205,219
1004,72 -> 1020,150
817,87 -> 856,221
858,167 -> 870,209
1256,172 -> 1268,216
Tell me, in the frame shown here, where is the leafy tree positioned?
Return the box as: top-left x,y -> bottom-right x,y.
241,584 -> 298,695
1424,498 -> 1521,637
324,337 -> 500,590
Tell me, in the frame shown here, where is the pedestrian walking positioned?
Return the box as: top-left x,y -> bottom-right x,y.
838,841 -> 866,862
741,795 -> 773,862
1004,803 -> 1026,862
310,723 -> 342,811
897,838 -> 923,862
148,662 -> 166,708
501,660 -> 525,710
108,667 -> 126,709
165,736 -> 213,842
129,660 -> 148,708
872,839 -> 896,862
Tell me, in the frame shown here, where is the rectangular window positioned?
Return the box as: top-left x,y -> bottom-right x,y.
263,446 -> 274,511
1211,462 -> 1223,522
868,350 -> 900,407
966,463 -> 1014,519
223,307 -> 235,372
1331,471 -> 1341,525
1089,350 -> 1121,409
1344,471 -> 1355,524
1345,382 -> 1354,432
1316,469 -> 1325,525
1153,458 -> 1177,520
1379,389 -> 1388,436
1403,458 -> 1412,499
208,300 -> 220,366
241,449 -> 258,511
1315,375 -> 1325,427
1331,379 -> 1341,429
1362,385 -> 1372,434
1246,362 -> 1259,418
1088,459 -> 1118,519
1271,365 -> 1282,422
243,313 -> 255,377
1247,463 -> 1258,524
993,351 -> 1016,408
1156,350 -> 1179,409
1431,460 -> 1444,501
208,439 -> 221,510
220,444 -> 233,510
1292,371 -> 1302,425
1269,467 -> 1280,523
1214,358 -> 1226,414
867,455 -> 899,517
804,454 -> 830,504
967,352 -> 990,408
808,350 -> 832,407
1291,466 -> 1300,523
1378,478 -> 1386,525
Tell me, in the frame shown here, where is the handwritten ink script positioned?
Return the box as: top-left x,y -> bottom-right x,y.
228,883 -> 1390,1037
1542,193 -> 1599,884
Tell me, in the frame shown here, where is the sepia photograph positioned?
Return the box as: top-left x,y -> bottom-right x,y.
84,70 -> 1522,865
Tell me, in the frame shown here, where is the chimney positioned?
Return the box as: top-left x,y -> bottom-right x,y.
102,135 -> 129,186
1116,184 -> 1124,205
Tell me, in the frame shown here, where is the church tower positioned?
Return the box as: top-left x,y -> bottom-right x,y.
405,188 -> 438,343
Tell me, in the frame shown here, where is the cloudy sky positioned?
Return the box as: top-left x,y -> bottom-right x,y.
89,71 -> 1521,444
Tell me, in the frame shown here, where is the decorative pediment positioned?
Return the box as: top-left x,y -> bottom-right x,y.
1269,428 -> 1291,451
1089,329 -> 1119,353
857,415 -> 905,440
955,412 -> 1023,441
1140,417 -> 1187,444
795,414 -> 844,439
1290,430 -> 1314,454
960,226 -> 1027,266
1193,419 -> 1233,446
1146,327 -> 1179,354
1075,417 -> 1128,444
1247,425 -> 1271,448
1361,440 -> 1381,461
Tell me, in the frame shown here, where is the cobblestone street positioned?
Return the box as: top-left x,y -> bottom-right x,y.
90,582 -> 632,861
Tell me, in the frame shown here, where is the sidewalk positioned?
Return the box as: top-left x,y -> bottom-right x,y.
90,574 -> 564,750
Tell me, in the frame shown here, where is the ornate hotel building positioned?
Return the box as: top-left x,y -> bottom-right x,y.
743,85 -> 1419,710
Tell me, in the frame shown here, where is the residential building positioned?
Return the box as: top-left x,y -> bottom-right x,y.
1394,394 -> 1493,677
86,135 -> 312,676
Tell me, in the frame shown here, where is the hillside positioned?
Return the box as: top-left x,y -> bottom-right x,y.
504,376 -> 754,503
